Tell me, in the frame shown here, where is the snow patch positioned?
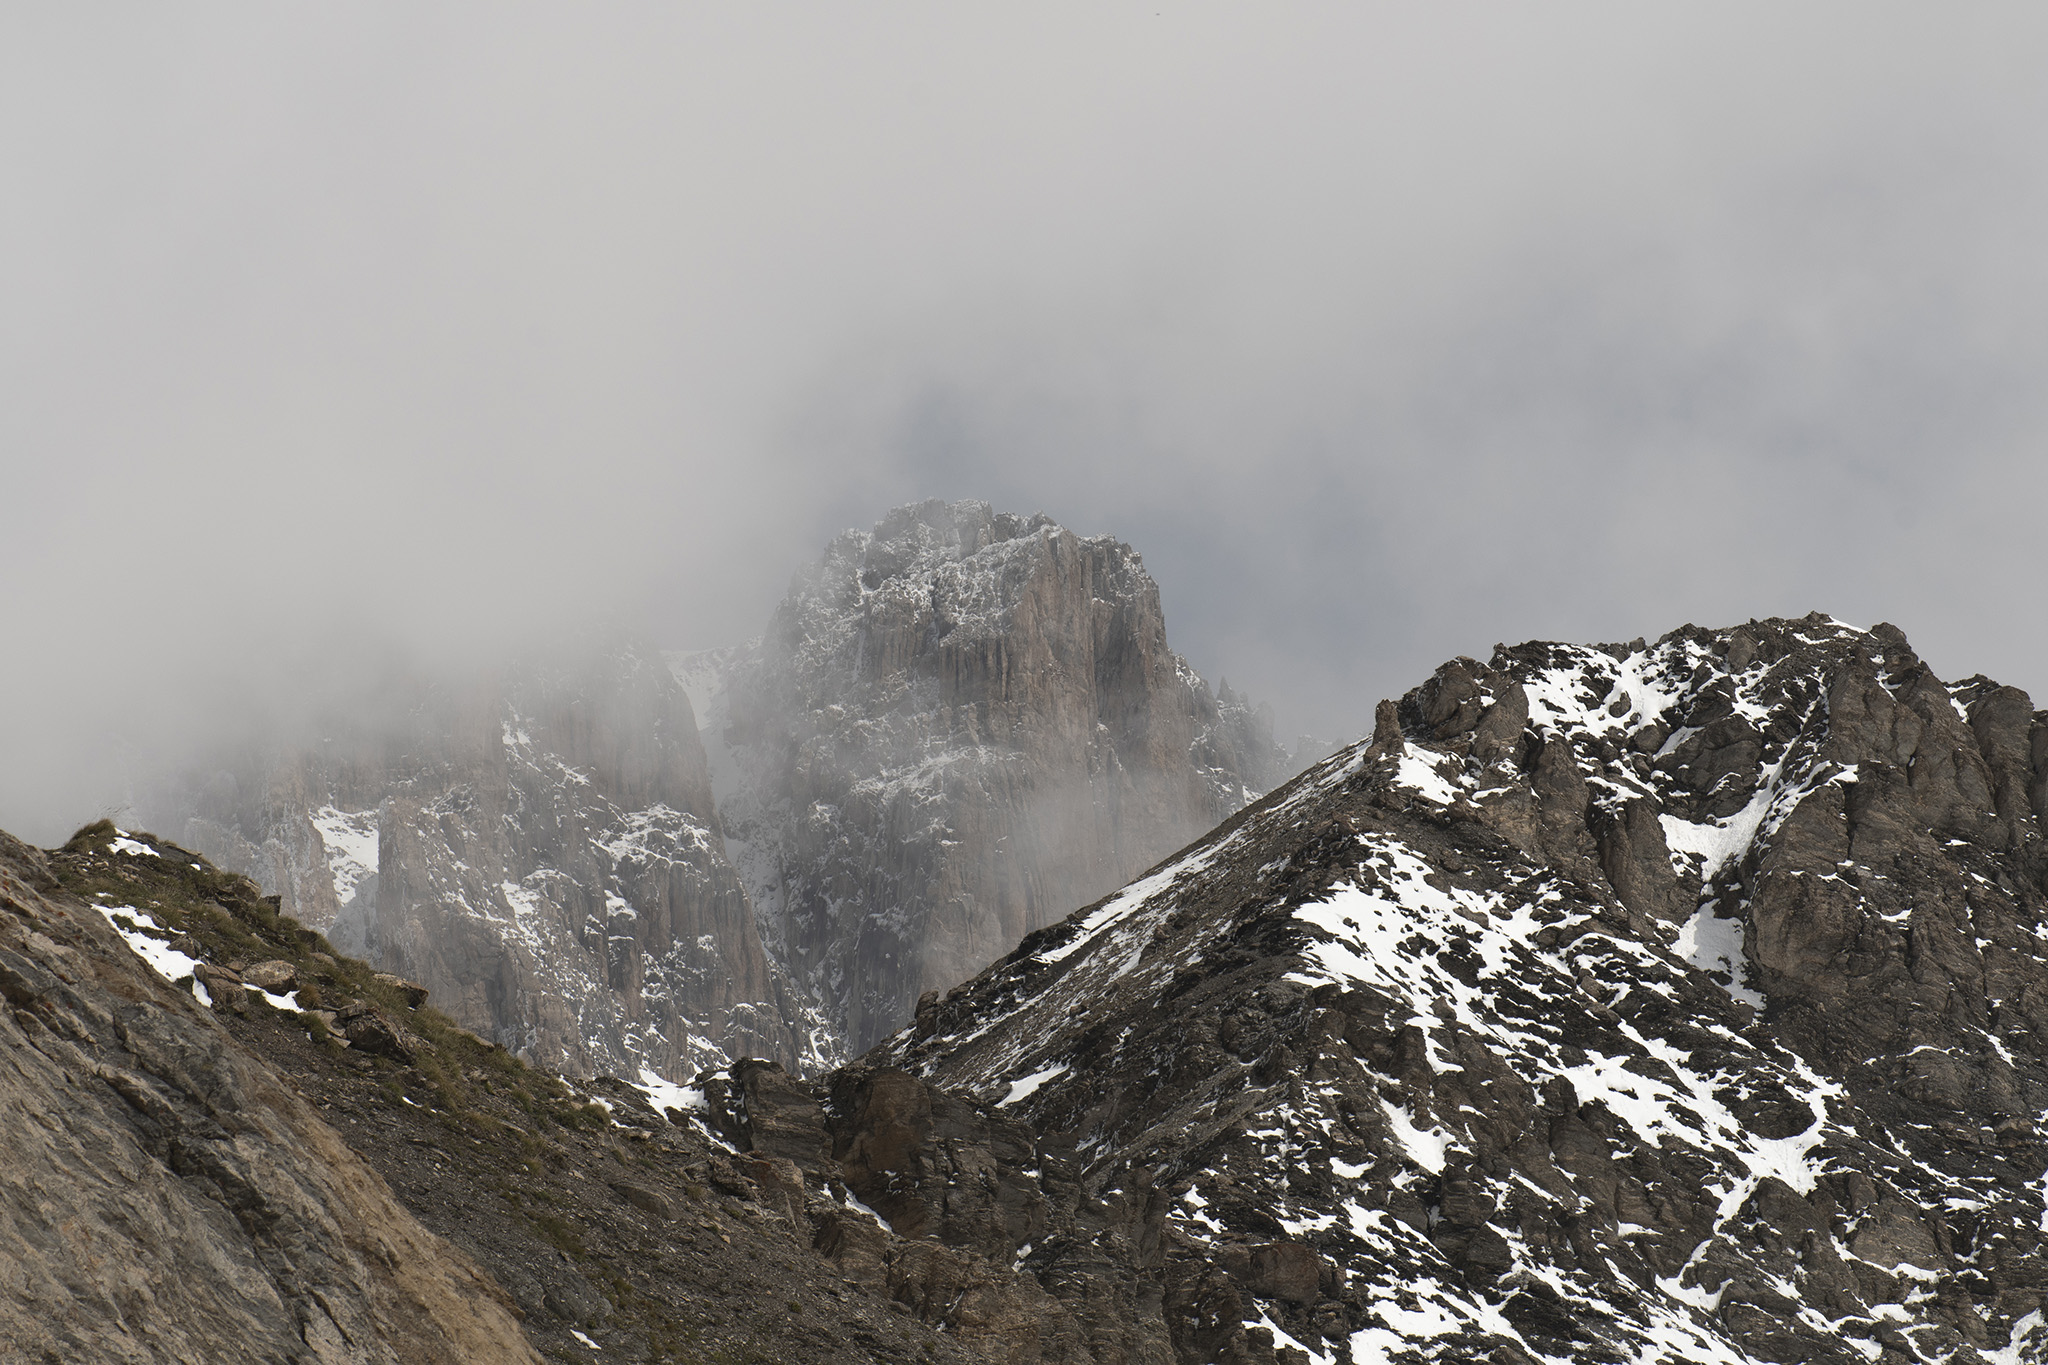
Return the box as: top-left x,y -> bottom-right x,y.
1674,903 -> 1764,1009
95,903 -> 206,1002
999,1063 -> 1070,1108
310,806 -> 380,903
633,1067 -> 707,1118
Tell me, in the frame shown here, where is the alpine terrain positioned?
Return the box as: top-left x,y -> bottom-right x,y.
840,612 -> 2048,1364
147,499 -> 1294,1074
8,611 -> 2048,1364
140,637 -> 827,1082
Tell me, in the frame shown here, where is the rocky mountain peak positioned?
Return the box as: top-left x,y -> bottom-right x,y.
140,502 -> 1294,1078
696,499 -> 1295,1052
861,612 -> 2048,1364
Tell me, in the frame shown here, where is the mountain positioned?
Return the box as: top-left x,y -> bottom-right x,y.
5,821 -> 1044,1364
16,611 -> 2048,1363
683,498 -> 1295,1051
832,613 -> 2048,1363
141,501 -> 1292,1077
141,636 -> 827,1081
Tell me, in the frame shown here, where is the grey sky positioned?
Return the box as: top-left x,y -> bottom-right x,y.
5,6 -> 2045,842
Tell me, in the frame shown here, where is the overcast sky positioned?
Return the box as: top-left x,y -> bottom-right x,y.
5,6 -> 2046,842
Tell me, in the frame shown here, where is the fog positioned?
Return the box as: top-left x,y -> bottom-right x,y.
5,6 -> 2046,844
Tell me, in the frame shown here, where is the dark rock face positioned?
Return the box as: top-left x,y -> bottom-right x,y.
694,1058 -> 1149,1362
690,499 -> 1294,1052
0,831 -> 540,1363
143,637 -> 824,1079
831,614 -> 2048,1364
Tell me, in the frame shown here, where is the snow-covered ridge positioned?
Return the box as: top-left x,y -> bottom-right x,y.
878,614 -> 2048,1365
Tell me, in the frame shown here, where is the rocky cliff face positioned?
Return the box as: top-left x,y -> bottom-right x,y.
687,499 -> 1294,1053
810,613 -> 2048,1364
143,638 -> 826,1080
0,829 -> 541,1364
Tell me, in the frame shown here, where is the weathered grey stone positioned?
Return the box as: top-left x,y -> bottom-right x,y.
240,958 -> 297,993
373,970 -> 429,1008
141,635 -> 822,1080
0,838 -> 540,1363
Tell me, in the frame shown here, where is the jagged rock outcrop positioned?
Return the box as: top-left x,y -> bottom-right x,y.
686,498 -> 1294,1052
815,613 -> 2048,1364
142,637 -> 825,1080
0,830 -> 541,1364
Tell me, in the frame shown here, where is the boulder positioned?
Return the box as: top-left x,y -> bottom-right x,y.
241,959 -> 298,994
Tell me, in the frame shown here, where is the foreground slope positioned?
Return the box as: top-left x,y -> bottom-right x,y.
0,829 -> 540,1363
870,614 -> 2048,1364
16,822 -> 1081,1364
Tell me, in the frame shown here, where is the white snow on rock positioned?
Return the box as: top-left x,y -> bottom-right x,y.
310,806 -> 379,903
999,1063 -> 1070,1108
94,901 -> 207,1003
1674,902 -> 1764,1008
632,1067 -> 707,1118
876,619 -> 2037,1365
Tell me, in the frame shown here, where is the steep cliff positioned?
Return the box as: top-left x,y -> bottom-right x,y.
143,637 -> 825,1080
688,499 -> 1294,1052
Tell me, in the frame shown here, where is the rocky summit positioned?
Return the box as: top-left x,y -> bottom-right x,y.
685,498 -> 1295,1052
850,613 -> 2048,1363
145,501 -> 1293,1075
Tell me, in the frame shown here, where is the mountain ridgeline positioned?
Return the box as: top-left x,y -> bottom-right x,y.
848,613 -> 2048,1363
26,610 -> 2048,1363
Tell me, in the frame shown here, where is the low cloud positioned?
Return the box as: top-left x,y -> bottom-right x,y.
5,6 -> 2044,840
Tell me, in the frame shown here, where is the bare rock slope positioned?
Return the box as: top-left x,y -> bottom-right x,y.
690,498 -> 1293,1052
16,820 -> 1145,1365
0,829 -> 540,1364
21,611 -> 2048,1365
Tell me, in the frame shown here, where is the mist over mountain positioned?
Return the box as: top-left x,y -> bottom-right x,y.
12,608 -> 2048,1363
135,502 -> 1300,1070
7,10 -> 2047,855
8,10 -> 2048,1361
690,499 -> 1298,1052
